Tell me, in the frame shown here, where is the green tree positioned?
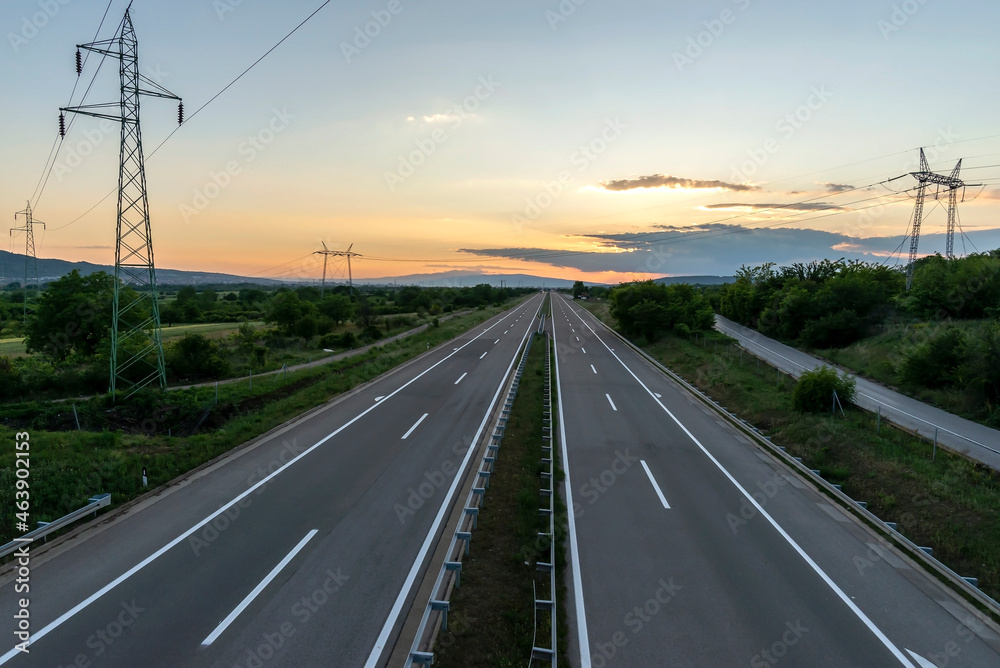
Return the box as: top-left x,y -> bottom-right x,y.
572,281 -> 586,299
265,291 -> 313,334
25,270 -> 118,360
610,281 -> 714,341
319,294 -> 354,324
166,333 -> 230,380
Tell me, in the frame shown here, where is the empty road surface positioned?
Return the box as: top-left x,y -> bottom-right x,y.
0,295 -> 543,667
553,294 -> 1000,667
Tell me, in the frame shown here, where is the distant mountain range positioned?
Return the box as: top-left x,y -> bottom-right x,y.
0,250 -> 733,289
0,250 -> 281,286
357,270 -> 579,288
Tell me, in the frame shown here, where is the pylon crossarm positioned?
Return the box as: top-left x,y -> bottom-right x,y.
77,43 -> 118,58
61,106 -> 122,124
137,74 -> 180,100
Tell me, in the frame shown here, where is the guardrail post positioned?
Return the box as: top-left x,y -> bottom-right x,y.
456,531 -> 472,556
430,600 -> 450,630
445,561 -> 463,588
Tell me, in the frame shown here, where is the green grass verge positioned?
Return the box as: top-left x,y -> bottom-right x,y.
816,319 -> 995,425
580,301 -> 1000,603
0,304 -> 518,547
434,332 -> 569,667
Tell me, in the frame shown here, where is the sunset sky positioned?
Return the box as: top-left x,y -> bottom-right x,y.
3,0 -> 1000,284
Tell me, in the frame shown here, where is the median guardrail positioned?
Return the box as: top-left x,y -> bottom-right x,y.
406,332 -> 537,666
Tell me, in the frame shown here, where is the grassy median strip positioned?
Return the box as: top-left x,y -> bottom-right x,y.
0,304 -> 516,548
581,300 -> 1000,604
434,333 -> 569,667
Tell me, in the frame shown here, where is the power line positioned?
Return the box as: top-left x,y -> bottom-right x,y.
31,1 -> 121,212
47,0 -> 336,232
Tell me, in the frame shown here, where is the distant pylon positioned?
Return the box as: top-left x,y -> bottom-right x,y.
904,148 -> 979,290
60,9 -> 183,398
11,201 -> 46,324
313,242 -> 360,297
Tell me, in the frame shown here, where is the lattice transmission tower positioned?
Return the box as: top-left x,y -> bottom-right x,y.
11,201 -> 46,324
904,148 -> 979,290
313,242 -> 360,297
60,8 -> 183,398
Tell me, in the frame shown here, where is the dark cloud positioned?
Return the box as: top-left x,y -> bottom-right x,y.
459,225 -> 1000,277
701,202 -> 846,212
600,174 -> 759,192
822,182 -> 854,193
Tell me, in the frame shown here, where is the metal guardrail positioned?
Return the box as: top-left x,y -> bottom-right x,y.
406,331 -> 538,666
595,316 -> 1000,622
0,493 -> 111,559
530,331 -> 557,664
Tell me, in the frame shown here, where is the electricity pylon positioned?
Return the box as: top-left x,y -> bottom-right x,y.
60,8 -> 183,398
905,148 -> 979,290
313,242 -> 360,297
11,201 -> 45,323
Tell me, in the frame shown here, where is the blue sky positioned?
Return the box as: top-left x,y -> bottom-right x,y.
2,0 -> 999,282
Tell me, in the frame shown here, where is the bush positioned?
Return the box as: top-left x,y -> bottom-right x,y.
899,327 -> 964,389
360,325 -> 383,342
340,331 -> 359,348
793,366 -> 856,413
318,332 -> 339,349
166,333 -> 230,380
799,308 -> 865,348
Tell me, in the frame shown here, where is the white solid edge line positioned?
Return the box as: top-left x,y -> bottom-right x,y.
454,372 -> 468,385
0,298 -> 522,664
718,321 -> 992,451
560,295 -> 917,668
480,351 -> 488,359
605,393 -> 617,411
202,529 -> 318,646
640,460 -> 670,509
362,294 -> 545,668
552,302 -> 592,668
401,413 -> 429,440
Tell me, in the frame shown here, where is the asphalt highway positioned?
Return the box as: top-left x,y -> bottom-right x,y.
552,294 -> 1000,667
0,295 -> 544,668
715,314 -> 1000,471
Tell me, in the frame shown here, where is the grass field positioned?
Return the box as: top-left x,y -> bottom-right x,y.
579,300 -> 1000,604
0,337 -> 26,357
160,321 -> 263,341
